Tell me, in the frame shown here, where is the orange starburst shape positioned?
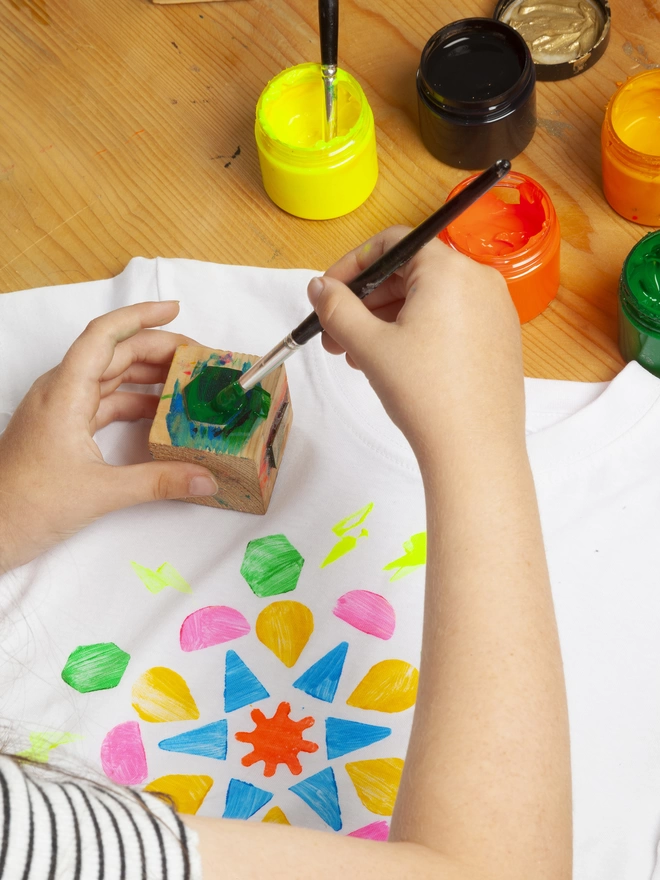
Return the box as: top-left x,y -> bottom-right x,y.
235,701 -> 319,777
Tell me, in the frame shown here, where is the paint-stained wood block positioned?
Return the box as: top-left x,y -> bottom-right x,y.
149,344 -> 292,515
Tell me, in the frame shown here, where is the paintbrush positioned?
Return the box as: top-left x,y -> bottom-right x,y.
213,158 -> 511,420
319,0 -> 339,140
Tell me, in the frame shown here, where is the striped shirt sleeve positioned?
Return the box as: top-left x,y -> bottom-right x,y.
0,756 -> 202,880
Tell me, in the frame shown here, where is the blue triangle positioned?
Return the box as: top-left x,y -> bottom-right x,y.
292,642 -> 348,703
224,650 -> 270,713
289,767 -> 342,831
222,778 -> 273,820
325,717 -> 392,759
158,720 -> 228,760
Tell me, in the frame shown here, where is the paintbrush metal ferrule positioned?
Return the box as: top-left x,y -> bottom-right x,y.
238,334 -> 300,392
322,65 -> 338,140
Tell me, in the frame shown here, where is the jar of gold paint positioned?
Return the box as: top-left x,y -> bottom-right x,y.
440,171 -> 560,323
618,231 -> 660,376
255,63 -> 378,220
602,70 -> 660,226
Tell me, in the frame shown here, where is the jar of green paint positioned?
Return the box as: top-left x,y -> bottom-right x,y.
618,231 -> 660,376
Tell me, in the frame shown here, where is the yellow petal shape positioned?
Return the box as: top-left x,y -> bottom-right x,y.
262,806 -> 290,825
346,660 -> 419,713
131,667 -> 200,722
345,758 -> 404,815
255,601 -> 314,668
144,774 -> 213,815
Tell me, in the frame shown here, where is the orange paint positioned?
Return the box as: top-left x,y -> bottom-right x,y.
441,171 -> 560,324
602,70 -> 660,226
235,701 -> 318,777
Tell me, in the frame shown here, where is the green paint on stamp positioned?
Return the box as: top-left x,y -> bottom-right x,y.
61,642 -> 131,693
240,534 -> 305,598
184,366 -> 270,428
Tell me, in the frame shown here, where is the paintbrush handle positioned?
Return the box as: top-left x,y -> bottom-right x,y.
319,0 -> 339,68
291,158 -> 511,346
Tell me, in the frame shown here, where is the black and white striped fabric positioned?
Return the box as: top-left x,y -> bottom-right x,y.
0,756 -> 202,879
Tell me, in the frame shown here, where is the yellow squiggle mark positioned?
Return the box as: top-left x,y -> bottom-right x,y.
383,532 -> 426,581
130,561 -> 192,594
321,503 -> 374,568
18,732 -> 81,764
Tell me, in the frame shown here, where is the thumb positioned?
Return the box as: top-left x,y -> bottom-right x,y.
307,275 -> 382,359
103,461 -> 218,511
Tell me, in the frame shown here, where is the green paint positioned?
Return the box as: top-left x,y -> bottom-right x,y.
383,532 -> 427,581
61,642 -> 131,693
18,732 -> 81,764
619,231 -> 660,376
184,366 -> 270,428
240,534 -> 305,597
167,357 -> 271,457
161,393 -> 174,400
321,529 -> 369,568
131,561 -> 192,594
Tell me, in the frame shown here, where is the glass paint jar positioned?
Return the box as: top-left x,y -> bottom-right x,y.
255,63 -> 378,220
441,170 -> 560,323
602,70 -> 660,226
618,231 -> 660,375
416,18 -> 536,169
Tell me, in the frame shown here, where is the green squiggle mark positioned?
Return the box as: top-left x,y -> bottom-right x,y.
321,529 -> 369,568
383,532 -> 427,581
320,503 -> 374,568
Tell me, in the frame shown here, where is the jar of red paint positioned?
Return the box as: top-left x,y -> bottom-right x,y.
440,171 -> 560,324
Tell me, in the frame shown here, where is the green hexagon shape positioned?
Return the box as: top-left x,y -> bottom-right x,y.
240,534 -> 305,598
61,642 -> 131,694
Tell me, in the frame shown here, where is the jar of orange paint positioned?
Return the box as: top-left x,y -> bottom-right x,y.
602,70 -> 660,226
440,171 -> 560,324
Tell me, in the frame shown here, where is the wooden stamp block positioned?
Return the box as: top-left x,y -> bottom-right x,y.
149,344 -> 292,515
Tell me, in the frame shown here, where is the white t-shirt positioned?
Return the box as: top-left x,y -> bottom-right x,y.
0,258 -> 659,879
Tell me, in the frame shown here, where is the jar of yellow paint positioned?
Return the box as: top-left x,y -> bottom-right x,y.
602,70 -> 660,226
255,63 -> 378,220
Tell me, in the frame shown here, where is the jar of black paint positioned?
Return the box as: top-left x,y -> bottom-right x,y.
417,18 -> 536,169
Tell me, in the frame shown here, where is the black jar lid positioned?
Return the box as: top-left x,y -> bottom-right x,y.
494,0 -> 611,81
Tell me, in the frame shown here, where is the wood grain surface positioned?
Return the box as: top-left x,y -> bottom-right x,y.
1,0 -> 658,380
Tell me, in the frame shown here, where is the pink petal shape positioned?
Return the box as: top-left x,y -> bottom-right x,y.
333,590 -> 395,640
347,821 -> 390,841
180,605 -> 250,652
101,721 -> 147,785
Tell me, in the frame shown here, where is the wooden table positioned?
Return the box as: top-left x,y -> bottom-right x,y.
1,0 -> 658,380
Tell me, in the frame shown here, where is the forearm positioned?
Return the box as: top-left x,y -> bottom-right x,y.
390,432 -> 571,880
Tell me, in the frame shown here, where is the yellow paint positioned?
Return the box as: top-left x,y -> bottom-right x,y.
331,502 -> 374,537
383,532 -> 427,581
255,601 -> 314,667
144,774 -> 213,815
347,660 -> 419,713
345,758 -> 404,815
131,667 -> 200,723
262,806 -> 291,825
611,76 -> 660,156
18,732 -> 80,764
321,502 -> 374,567
255,63 -> 378,220
602,70 -> 660,225
130,561 -> 192,594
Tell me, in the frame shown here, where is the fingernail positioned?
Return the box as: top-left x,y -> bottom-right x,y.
307,276 -> 325,306
161,299 -> 180,304
189,475 -> 218,496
